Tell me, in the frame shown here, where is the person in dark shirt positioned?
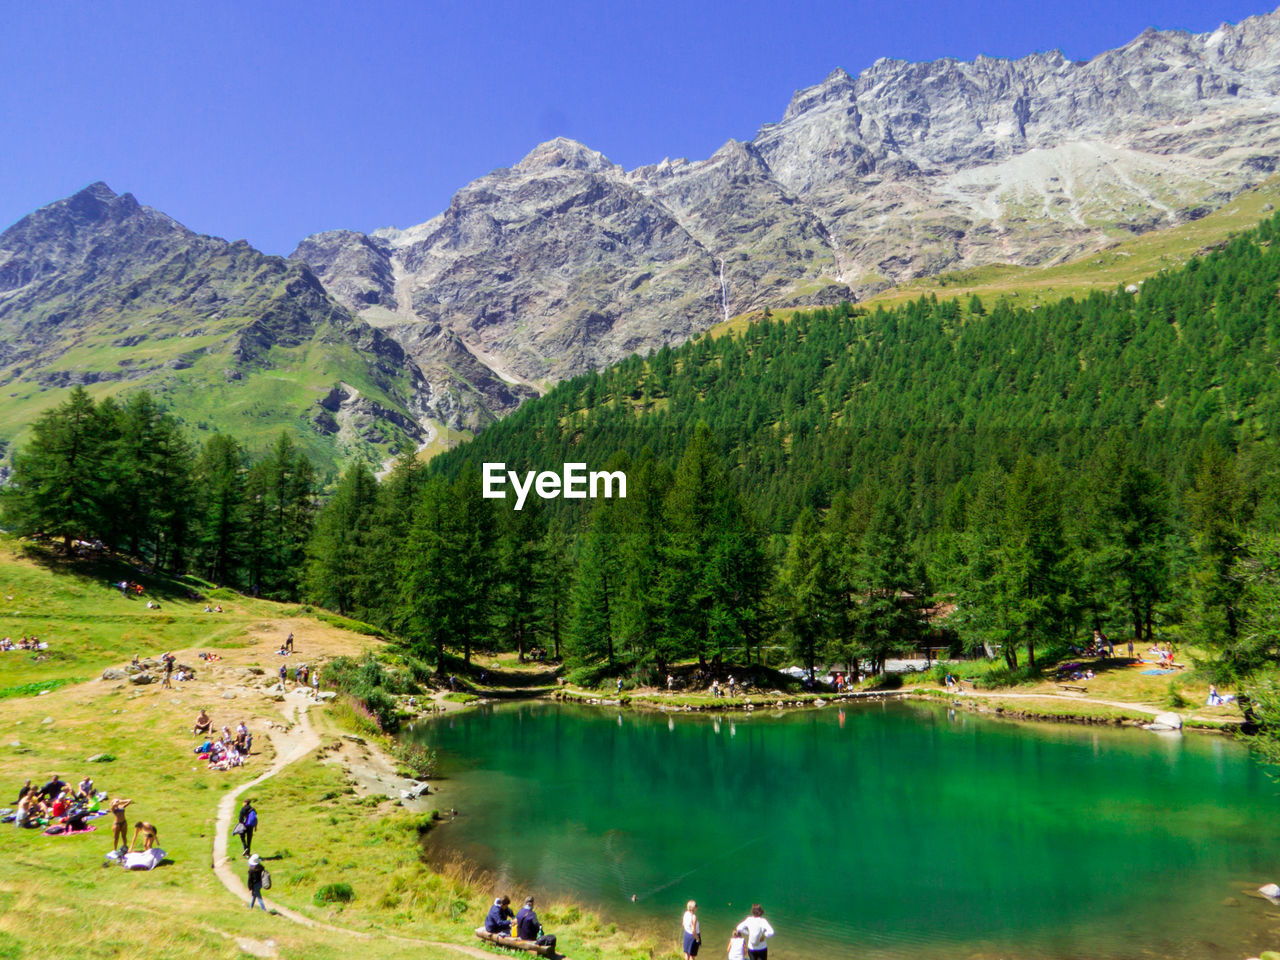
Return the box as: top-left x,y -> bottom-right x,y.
39,775 -> 66,801
238,798 -> 258,856
516,896 -> 556,950
247,854 -> 267,912
485,896 -> 514,935
15,780 -> 32,803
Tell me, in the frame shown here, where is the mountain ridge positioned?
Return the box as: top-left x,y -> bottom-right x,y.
295,7 -> 1280,431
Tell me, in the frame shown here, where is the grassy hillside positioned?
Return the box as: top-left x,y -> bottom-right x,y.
0,537 -> 666,960
0,186 -> 429,476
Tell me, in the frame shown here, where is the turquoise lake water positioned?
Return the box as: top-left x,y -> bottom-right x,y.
410,701 -> 1280,959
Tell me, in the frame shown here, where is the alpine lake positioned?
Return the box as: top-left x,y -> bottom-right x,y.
406,699 -> 1280,959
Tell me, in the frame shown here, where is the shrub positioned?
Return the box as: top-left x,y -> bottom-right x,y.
363,688 -> 400,732
393,741 -> 438,779
314,882 -> 355,905
866,672 -> 904,690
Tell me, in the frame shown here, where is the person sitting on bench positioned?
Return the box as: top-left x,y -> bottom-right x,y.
516,895 -> 556,950
485,896 -> 514,935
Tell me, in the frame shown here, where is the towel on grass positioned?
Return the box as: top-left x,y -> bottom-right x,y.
1141,668 -> 1176,676
43,823 -> 96,837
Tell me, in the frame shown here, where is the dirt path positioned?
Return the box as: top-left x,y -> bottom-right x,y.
946,688 -> 1233,725
208,687 -> 496,959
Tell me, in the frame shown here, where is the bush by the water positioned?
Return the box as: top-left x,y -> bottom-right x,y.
314,882 -> 355,905
393,741 -> 438,779
324,652 -> 411,731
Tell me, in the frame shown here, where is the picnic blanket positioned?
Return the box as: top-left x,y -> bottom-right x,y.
1141,668 -> 1176,676
43,823 -> 96,836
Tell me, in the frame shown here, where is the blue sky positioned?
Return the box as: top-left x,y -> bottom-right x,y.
0,0 -> 1269,253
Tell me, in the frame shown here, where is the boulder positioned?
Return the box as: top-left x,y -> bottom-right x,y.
317,691 -> 337,701
245,666 -> 265,676
400,782 -> 431,800
101,668 -> 128,680
222,690 -> 237,700
86,753 -> 114,763
139,658 -> 160,669
1259,883 -> 1280,899
129,673 -> 156,685
1143,711 -> 1183,732
41,717 -> 53,724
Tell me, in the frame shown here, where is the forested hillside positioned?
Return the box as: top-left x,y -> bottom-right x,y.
434,214 -> 1280,536
8,215 -> 1280,695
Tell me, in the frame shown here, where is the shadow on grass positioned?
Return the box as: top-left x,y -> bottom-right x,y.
17,540 -> 202,604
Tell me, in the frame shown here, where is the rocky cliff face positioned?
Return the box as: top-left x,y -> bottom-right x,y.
295,10 -> 1280,432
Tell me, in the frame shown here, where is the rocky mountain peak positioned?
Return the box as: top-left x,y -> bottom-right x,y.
514,137 -> 617,175
781,67 -> 857,121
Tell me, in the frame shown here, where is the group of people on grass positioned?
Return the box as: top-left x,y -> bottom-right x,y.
682,901 -> 775,960
7,774 -> 157,852
0,634 -> 48,652
193,710 -> 253,770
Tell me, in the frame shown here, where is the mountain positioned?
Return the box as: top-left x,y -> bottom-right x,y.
296,9 -> 1280,430
0,183 -> 467,469
430,211 -> 1280,534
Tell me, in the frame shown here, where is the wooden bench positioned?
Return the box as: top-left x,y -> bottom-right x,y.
1058,684 -> 1087,693
474,927 -> 556,958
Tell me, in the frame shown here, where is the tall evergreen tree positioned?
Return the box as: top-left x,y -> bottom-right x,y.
5,386 -> 110,551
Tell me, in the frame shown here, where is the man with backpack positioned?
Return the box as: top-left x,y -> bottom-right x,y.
237,797 -> 258,857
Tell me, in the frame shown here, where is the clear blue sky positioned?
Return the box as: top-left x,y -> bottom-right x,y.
0,0 -> 1269,254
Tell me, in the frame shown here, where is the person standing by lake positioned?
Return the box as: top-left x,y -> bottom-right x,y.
736,904 -> 774,960
682,900 -> 701,959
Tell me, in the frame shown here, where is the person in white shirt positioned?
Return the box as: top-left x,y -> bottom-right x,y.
726,929 -> 746,960
682,900 -> 701,958
736,904 -> 774,960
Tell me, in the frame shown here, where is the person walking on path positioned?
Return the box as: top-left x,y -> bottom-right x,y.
736,904 -> 774,960
162,656 -> 174,689
285,632 -> 294,653
247,854 -> 268,911
278,663 -> 287,687
311,670 -> 320,699
237,797 -> 257,857
682,900 -> 701,959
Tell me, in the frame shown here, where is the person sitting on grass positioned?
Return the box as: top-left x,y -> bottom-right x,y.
516,896 -> 556,950
129,820 -> 158,852
193,710 -> 212,736
485,895 -> 514,935
76,776 -> 95,800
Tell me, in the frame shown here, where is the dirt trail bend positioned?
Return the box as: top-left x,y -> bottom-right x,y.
209,689 -> 494,959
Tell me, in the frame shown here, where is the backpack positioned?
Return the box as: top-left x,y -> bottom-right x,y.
261,870 -> 272,890
246,809 -> 258,829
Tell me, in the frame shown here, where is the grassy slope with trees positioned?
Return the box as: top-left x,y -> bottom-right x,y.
0,537 -> 662,960
8,208 -> 1280,726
